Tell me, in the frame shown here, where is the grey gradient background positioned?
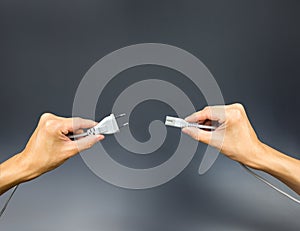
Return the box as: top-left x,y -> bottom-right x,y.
1,0 -> 300,230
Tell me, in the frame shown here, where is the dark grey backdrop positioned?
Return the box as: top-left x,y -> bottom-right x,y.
1,0 -> 300,230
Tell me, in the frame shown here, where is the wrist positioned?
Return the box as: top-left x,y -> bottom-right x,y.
243,140 -> 270,170
254,142 -> 274,171
17,150 -> 41,182
0,152 -> 32,194
245,141 -> 288,173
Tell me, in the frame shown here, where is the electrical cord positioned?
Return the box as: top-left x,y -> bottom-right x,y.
0,113 -> 128,219
165,116 -> 216,130
0,185 -> 19,218
1,164 -> 299,219
240,164 -> 300,204
1,115 -> 299,219
165,115 -> 300,205
1,160 -> 299,219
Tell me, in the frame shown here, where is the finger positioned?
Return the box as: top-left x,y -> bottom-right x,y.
71,134 -> 105,155
185,110 -> 210,123
64,117 -> 98,133
182,127 -> 212,144
185,106 -> 225,123
74,129 -> 84,135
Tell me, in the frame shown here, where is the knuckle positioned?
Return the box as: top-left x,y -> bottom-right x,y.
227,103 -> 245,122
39,114 -> 60,133
203,106 -> 211,111
40,113 -> 53,121
68,145 -> 79,157
84,141 -> 94,150
88,143 -> 93,149
233,103 -> 245,111
192,130 -> 201,142
203,106 -> 212,116
69,143 -> 79,153
196,133 -> 202,142
231,108 -> 243,121
71,117 -> 83,127
44,119 -> 57,132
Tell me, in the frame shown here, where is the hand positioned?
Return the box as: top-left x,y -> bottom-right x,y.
182,103 -> 265,169
19,113 -> 104,181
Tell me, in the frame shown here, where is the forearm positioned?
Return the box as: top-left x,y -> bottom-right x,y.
0,152 -> 32,195
183,104 -> 300,196
0,115 -> 102,196
252,142 -> 300,195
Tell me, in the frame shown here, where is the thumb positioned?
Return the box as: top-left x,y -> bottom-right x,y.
182,127 -> 212,144
71,135 -> 105,155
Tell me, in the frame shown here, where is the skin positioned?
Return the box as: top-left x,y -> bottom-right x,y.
0,113 -> 104,195
182,103 -> 300,195
1,104 -> 299,196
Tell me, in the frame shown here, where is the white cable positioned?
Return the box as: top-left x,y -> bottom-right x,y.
68,132 -> 88,139
0,185 -> 19,218
165,116 -> 216,130
165,115 -> 300,205
240,164 -> 300,204
1,115 -> 299,220
0,113 -> 128,218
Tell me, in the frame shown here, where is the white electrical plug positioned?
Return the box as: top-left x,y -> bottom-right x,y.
68,113 -> 128,139
165,116 -> 216,130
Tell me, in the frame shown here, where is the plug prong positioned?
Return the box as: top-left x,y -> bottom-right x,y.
120,122 -> 129,128
115,113 -> 126,119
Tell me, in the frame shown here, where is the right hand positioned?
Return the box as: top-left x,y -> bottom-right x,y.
19,113 -> 104,181
182,103 -> 265,169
